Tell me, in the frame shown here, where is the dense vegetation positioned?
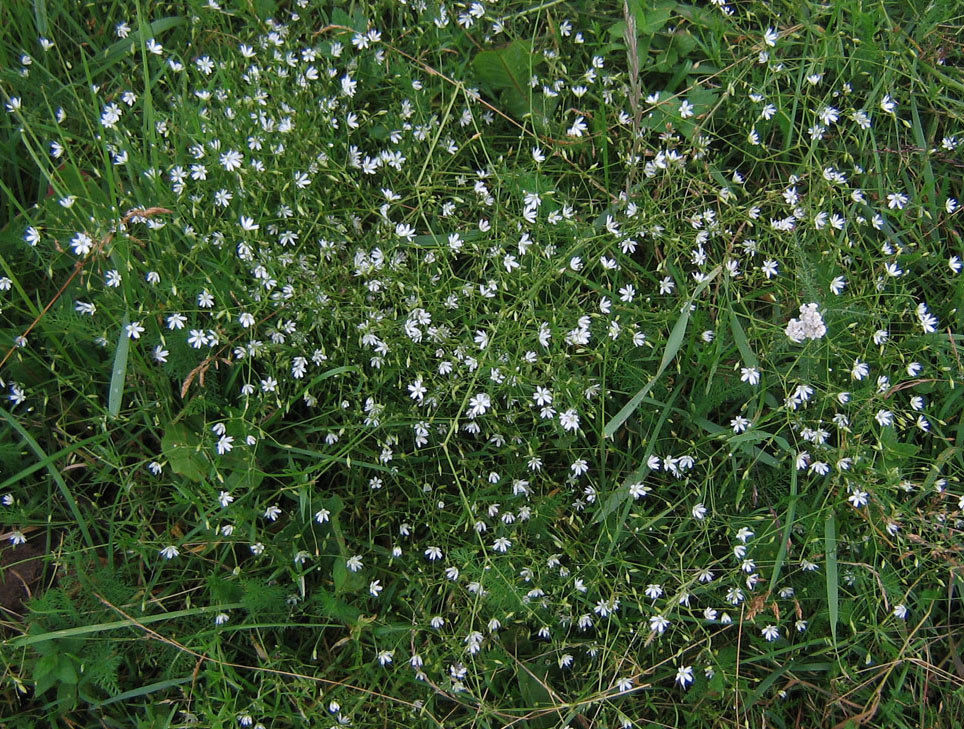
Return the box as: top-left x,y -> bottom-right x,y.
1,1 -> 962,727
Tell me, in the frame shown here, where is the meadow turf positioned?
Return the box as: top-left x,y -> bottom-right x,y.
1,1 -> 963,727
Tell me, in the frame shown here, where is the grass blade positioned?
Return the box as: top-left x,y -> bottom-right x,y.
90,16 -> 186,77
0,432 -> 111,492
768,466 -> 797,594
32,0 -> 49,37
595,384 -> 681,525
825,512 -> 839,646
108,315 -> 130,418
908,93 -> 938,236
91,677 -> 192,708
8,603 -> 244,648
729,310 -> 758,369
604,266 -> 719,438
0,406 -> 93,548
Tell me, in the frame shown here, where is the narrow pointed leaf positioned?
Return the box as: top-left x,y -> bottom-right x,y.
825,512 -> 839,645
604,266 -> 719,438
108,315 -> 131,418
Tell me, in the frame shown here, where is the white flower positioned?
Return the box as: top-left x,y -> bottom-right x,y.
675,665 -> 694,688
567,115 -> 588,137
785,302 -> 826,342
408,377 -> 427,401
559,408 -> 580,432
219,149 -> 243,171
848,490 -> 869,508
467,392 -> 491,418
100,102 -> 122,128
159,545 -> 179,559
492,537 -> 511,553
887,192 -> 909,210
628,482 -> 650,500
70,232 -> 94,256
740,366 -> 760,386
761,625 -> 781,641
649,614 -> 670,634
893,604 -> 908,619
851,360 -> 869,380
533,386 -> 553,406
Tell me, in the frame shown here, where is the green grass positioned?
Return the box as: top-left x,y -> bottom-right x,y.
1,0 -> 963,727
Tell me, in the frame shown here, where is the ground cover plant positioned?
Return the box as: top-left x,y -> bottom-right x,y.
1,0 -> 963,726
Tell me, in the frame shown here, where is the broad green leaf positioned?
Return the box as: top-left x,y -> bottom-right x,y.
638,3 -> 674,35
472,39 -> 536,97
161,423 -> 206,482
517,662 -> 556,728
625,0 -> 675,35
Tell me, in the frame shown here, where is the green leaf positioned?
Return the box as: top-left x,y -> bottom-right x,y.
729,310 -> 758,369
517,661 -> 557,728
33,653 -> 61,696
91,16 -> 186,77
332,558 -> 365,595
595,385 -> 681,525
161,423 -> 206,482
91,676 -> 192,708
472,39 -> 536,97
825,512 -> 839,646
56,655 -> 79,685
625,0 -> 675,35
0,407 -> 93,548
251,0 -> 278,19
604,266 -> 720,438
638,3 -> 674,35
32,0 -> 49,37
768,466 -> 797,594
315,589 -> 361,626
108,316 -> 130,418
